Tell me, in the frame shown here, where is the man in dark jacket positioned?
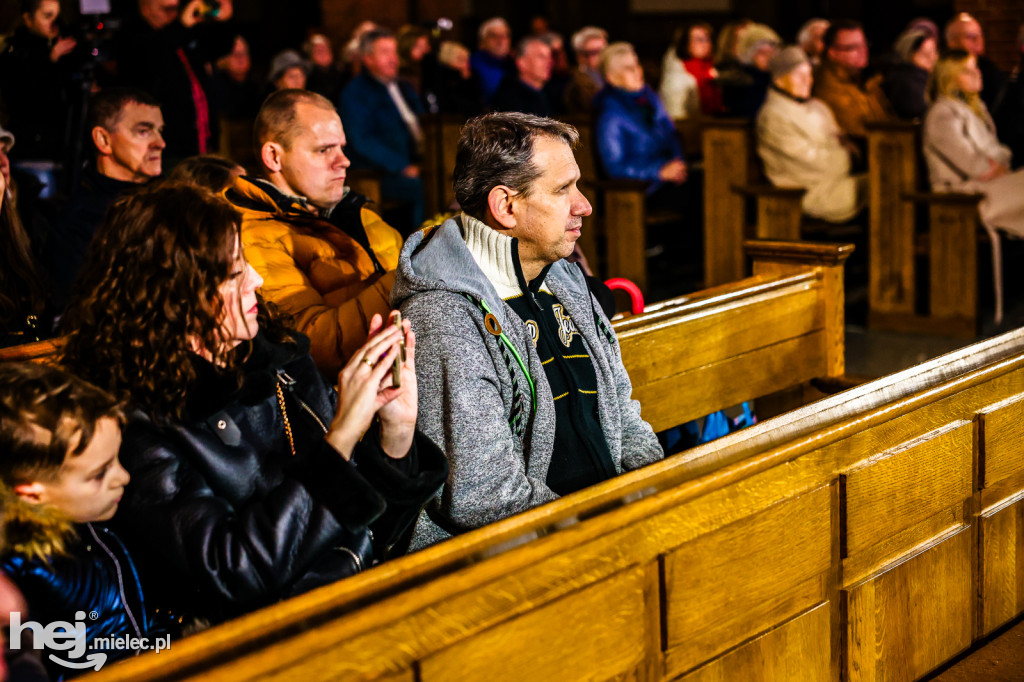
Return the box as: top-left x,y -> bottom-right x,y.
115,0 -> 235,163
48,88 -> 164,309
492,37 -> 559,117
338,29 -> 424,232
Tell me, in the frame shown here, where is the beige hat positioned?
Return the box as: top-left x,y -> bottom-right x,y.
737,23 -> 781,65
769,45 -> 810,80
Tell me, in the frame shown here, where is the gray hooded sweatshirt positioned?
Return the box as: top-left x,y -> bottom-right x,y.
392,214 -> 663,549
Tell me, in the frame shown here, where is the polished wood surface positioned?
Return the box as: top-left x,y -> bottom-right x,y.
702,120 -> 808,287
345,168 -> 383,207
866,122 -> 984,338
85,319 -> 1024,680
0,337 -> 63,364
615,240 -> 850,431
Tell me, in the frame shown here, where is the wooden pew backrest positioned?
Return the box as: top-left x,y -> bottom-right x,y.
0,338 -> 63,365
702,119 -> 806,287
88,320 -> 1024,682
616,239 -> 850,431
866,121 -> 984,337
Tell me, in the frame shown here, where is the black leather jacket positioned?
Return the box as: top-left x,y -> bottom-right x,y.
2,524 -> 176,680
111,332 -> 447,624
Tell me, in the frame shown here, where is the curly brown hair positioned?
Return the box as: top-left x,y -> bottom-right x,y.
61,183 -> 256,419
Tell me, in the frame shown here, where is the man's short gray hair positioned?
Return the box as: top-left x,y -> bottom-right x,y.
516,35 -> 549,58
571,26 -> 608,54
358,28 -> 395,57
796,19 -> 829,48
454,112 -> 579,221
478,17 -> 510,43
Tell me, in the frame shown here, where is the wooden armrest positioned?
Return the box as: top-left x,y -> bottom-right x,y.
901,191 -> 984,205
733,183 -> 805,199
0,338 -> 64,363
744,239 -> 855,266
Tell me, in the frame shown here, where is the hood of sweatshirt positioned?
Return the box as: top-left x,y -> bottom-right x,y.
391,214 -> 588,329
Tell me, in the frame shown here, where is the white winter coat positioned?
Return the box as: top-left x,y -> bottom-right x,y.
756,87 -> 865,223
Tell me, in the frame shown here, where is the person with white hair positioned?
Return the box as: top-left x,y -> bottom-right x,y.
796,18 -> 829,66
718,23 -> 780,117
565,26 -> 608,113
471,16 -> 515,103
756,46 -> 866,223
594,42 -> 687,194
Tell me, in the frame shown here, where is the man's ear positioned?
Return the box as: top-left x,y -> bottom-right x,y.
12,482 -> 45,504
92,126 -> 112,155
261,141 -> 285,174
486,185 -> 517,230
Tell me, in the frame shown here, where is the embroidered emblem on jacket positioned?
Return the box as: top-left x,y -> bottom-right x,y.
524,320 -> 539,347
552,304 -> 579,348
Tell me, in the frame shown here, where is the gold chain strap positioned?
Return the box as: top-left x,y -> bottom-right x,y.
275,382 -> 297,457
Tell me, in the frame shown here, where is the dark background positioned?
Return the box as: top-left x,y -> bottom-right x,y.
2,0 -> 1017,79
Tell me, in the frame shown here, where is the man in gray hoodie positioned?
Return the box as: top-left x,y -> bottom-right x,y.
392,112 -> 663,549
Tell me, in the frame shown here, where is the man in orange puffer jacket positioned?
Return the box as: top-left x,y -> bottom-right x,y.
225,89 -> 404,375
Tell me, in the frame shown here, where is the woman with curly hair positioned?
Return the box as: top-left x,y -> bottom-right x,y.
60,183 -> 447,625
924,49 -> 1024,323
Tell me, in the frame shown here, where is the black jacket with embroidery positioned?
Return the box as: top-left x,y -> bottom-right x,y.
503,262 -> 616,495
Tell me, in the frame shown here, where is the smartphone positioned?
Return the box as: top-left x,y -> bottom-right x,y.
391,312 -> 405,388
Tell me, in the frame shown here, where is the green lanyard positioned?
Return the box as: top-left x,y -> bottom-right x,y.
467,295 -> 537,415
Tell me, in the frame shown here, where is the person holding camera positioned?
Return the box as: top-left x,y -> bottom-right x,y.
114,0 -> 236,165
0,0 -> 78,165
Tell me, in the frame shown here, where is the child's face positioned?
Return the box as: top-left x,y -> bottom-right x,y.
34,417 -> 130,523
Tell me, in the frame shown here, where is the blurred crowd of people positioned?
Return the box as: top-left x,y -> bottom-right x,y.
2,2 -> 1024,679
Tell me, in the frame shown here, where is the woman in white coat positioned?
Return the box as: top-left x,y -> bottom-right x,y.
756,46 -> 866,223
924,50 -> 1024,322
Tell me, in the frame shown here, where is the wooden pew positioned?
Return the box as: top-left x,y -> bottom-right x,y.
345,169 -> 383,208
617,239 -> 849,431
0,241 -> 850,430
87,320 -> 1024,682
0,337 -> 63,365
866,121 -> 985,338
419,114 -> 466,221
702,119 -> 806,287
75,238 -> 863,681
568,114 -> 683,294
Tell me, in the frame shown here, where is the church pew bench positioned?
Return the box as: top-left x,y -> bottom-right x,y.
419,113 -> 466,221
86,322 -> 1024,682
344,168 -> 383,208
568,114 -> 702,294
0,337 -> 63,365
72,239 -> 867,682
616,239 -> 850,431
702,118 -> 808,287
866,121 -> 985,338
0,239 -> 850,435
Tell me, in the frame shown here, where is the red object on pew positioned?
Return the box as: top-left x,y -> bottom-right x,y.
605,277 -> 645,315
